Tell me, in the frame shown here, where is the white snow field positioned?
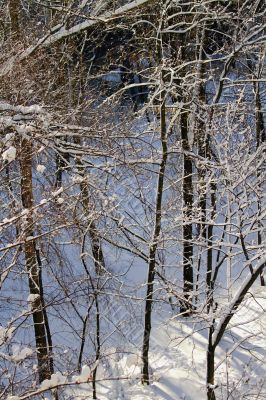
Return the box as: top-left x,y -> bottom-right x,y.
62,286 -> 265,400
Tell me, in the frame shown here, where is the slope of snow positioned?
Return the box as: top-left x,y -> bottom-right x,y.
63,288 -> 265,400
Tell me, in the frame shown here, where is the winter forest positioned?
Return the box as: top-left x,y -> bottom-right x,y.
0,1 -> 265,399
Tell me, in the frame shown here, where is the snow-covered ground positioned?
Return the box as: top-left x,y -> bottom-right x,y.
60,286 -> 265,400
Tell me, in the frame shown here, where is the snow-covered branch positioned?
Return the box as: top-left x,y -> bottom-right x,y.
212,256 -> 266,349
0,0 -> 153,78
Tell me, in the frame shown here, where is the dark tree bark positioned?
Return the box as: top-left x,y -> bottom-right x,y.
207,324 -> 216,400
206,183 -> 216,312
9,1 -> 52,384
180,109 -> 194,315
142,60 -> 168,384
20,138 -> 52,383
254,69 -> 265,286
36,247 -> 55,375
178,27 -> 195,315
92,294 -> 100,399
9,0 -> 20,38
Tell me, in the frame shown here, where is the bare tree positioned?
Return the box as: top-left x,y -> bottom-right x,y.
0,2 -> 265,400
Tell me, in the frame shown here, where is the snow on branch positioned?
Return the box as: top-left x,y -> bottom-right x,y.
212,255 -> 266,349
0,102 -> 43,114
0,0 -> 153,78
45,0 -> 153,45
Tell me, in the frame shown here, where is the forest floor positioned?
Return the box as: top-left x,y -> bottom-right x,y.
66,285 -> 266,400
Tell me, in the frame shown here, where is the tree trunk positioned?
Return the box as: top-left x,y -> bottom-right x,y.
9,0 -> 20,38
206,183 -> 216,312
254,70 -> 265,286
92,294 -> 100,399
141,60 -> 167,384
9,0 -> 52,384
36,247 -> 55,375
20,138 -> 51,383
193,24 -> 207,305
207,339 -> 216,400
180,108 -> 194,315
176,28 -> 194,315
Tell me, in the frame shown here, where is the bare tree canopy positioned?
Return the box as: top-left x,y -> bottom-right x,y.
0,1 -> 265,400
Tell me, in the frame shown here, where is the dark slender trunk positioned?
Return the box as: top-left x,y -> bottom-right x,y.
180,109 -> 194,315
206,183 -> 216,312
207,330 -> 216,400
141,245 -> 157,384
194,25 -> 217,312
195,117 -> 207,304
194,25 -> 207,305
92,294 -> 100,399
10,0 -> 51,384
254,77 -> 265,286
9,0 -> 20,38
20,139 -> 51,383
36,247 -> 54,375
177,28 -> 195,315
141,64 -> 167,384
78,314 -> 88,372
